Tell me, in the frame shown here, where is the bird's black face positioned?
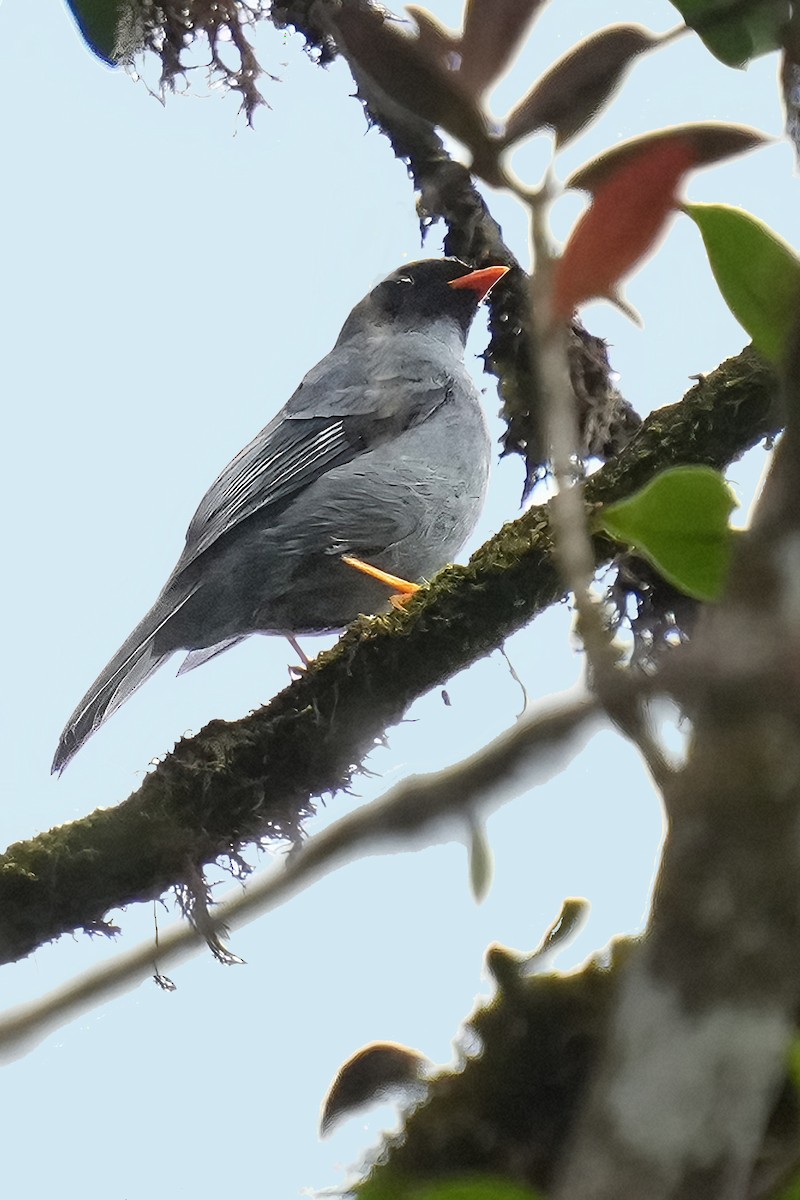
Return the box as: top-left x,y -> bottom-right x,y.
369,259 -> 484,331
337,258 -> 507,345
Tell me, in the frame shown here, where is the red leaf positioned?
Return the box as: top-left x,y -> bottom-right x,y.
553,138 -> 696,318
566,122 -> 767,192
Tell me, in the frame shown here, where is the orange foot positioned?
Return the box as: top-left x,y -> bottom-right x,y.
341,555 -> 420,609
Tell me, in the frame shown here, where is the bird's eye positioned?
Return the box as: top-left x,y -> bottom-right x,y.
396,275 -> 414,286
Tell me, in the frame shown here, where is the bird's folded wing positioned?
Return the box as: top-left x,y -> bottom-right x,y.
176,357 -> 453,573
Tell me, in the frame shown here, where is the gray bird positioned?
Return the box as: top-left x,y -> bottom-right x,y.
53,258 -> 509,772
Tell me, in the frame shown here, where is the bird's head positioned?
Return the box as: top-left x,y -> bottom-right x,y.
336,258 -> 510,345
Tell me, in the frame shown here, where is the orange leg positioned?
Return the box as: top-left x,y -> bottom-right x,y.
286,634 -> 310,667
341,555 -> 420,609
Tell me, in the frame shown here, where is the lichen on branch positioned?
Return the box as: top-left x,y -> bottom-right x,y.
117,0 -> 273,120
0,346 -> 778,967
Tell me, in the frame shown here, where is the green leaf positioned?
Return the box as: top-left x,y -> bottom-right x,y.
358,1175 -> 543,1200
684,203 -> 800,364
411,1179 -> 543,1200
668,0 -> 791,68
64,0 -> 125,65
468,820 -> 494,904
788,1035 -> 800,1093
597,466 -> 738,602
774,1170 -> 800,1200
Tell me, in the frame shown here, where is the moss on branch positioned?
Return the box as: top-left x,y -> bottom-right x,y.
0,347 -> 778,965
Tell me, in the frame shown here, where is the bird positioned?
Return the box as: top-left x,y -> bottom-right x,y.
53,258 -> 509,772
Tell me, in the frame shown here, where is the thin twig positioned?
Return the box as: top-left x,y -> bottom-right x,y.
0,692 -> 601,1064
515,173 -> 671,786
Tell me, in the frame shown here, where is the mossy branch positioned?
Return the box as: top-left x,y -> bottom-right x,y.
0,346 -> 778,966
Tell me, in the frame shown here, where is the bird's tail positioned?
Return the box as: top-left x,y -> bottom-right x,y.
52,590 -> 195,774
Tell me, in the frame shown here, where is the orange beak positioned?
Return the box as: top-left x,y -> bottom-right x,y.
448,264 -> 510,301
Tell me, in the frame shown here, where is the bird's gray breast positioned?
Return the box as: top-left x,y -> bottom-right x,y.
346,374 -> 491,576
168,338 -> 491,638
265,363 -> 490,631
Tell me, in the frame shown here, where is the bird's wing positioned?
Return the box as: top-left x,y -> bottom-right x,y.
176,342 -> 456,573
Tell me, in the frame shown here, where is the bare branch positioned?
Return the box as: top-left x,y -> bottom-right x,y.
0,692 -> 600,1063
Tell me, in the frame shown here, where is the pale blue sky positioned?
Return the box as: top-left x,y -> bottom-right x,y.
1,3 -> 797,1197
